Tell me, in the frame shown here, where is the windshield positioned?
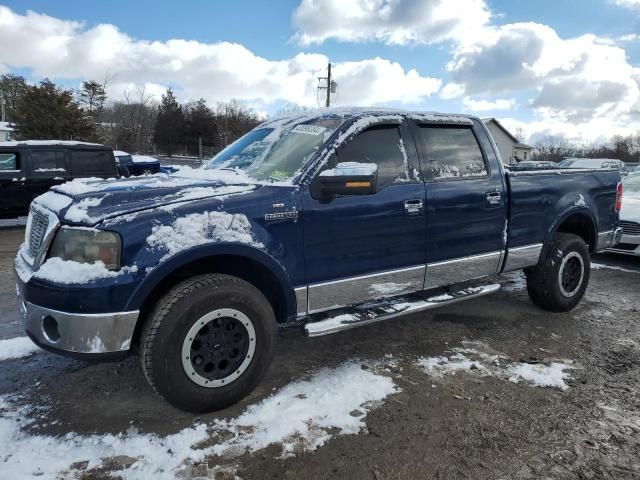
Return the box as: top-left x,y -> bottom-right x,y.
203,117 -> 342,182
623,174 -> 640,194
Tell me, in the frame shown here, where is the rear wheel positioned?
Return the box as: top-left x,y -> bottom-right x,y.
141,274 -> 277,412
525,233 -> 590,312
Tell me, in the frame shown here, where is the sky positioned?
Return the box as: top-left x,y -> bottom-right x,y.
0,0 -> 639,145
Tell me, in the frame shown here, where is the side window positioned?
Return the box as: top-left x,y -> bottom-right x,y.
0,152 -> 19,171
333,125 -> 412,189
419,126 -> 488,180
31,150 -> 67,176
70,150 -> 115,176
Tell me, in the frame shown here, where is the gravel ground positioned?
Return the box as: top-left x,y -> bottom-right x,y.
1,226 -> 639,479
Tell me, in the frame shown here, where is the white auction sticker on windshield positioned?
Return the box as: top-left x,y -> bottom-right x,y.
291,124 -> 327,136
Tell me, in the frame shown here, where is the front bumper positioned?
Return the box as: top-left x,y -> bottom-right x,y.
19,294 -> 139,360
597,227 -> 623,251
607,230 -> 640,257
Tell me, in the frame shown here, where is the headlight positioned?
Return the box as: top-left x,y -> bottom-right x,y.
48,227 -> 121,270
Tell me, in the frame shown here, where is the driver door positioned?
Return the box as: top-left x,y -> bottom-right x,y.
301,120 -> 427,314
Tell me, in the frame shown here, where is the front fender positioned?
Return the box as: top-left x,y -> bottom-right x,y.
125,243 -> 297,318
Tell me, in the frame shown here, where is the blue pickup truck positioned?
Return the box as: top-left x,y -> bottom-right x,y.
14,109 -> 623,412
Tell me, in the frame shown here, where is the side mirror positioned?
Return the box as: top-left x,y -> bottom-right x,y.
314,162 -> 378,198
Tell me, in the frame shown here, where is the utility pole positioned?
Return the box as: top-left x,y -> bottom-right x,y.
0,88 -> 5,122
317,63 -> 337,108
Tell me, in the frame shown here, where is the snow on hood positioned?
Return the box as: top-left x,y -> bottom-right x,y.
34,167 -> 262,225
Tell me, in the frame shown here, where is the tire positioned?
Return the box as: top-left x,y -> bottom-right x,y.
524,233 -> 590,312
141,274 -> 277,412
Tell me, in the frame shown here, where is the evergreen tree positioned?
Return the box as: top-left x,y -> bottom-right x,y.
184,98 -> 218,148
153,88 -> 185,154
78,80 -> 107,115
13,79 -> 98,141
0,74 -> 27,123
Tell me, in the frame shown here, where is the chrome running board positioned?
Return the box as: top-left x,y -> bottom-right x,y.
304,283 -> 501,337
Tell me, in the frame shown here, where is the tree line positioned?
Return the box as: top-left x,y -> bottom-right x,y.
0,74 -> 262,156
530,133 -> 640,164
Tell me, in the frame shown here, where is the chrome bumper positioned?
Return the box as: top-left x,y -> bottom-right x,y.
20,298 -> 139,355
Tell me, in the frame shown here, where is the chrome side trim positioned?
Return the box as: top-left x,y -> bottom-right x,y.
307,265 -> 425,314
22,301 -> 139,354
294,286 -> 308,317
305,283 -> 501,337
503,243 -> 543,272
425,251 -> 502,289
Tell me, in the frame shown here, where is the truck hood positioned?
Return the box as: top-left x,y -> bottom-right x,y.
620,194 -> 640,224
36,170 -> 262,225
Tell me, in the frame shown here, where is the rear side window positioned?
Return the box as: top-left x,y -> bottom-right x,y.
419,126 -> 488,180
0,152 -> 19,171
31,150 -> 67,176
70,150 -> 114,176
334,125 -> 412,188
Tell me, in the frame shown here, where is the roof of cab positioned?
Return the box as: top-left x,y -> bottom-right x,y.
0,140 -> 109,149
258,107 -> 477,129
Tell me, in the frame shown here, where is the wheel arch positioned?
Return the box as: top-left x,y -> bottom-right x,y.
542,208 -> 597,260
127,244 -> 297,344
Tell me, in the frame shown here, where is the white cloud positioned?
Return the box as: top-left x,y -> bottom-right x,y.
292,0 -> 491,46
0,6 -> 440,108
447,22 -> 640,136
462,97 -> 515,111
439,82 -> 465,99
612,0 -> 640,9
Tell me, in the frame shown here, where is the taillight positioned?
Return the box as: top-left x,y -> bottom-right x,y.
615,182 -> 623,212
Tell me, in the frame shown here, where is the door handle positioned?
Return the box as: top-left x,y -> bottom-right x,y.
485,191 -> 502,206
404,199 -> 424,214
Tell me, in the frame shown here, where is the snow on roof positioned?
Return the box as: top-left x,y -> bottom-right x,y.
0,140 -> 102,147
113,150 -> 130,157
260,107 -> 476,128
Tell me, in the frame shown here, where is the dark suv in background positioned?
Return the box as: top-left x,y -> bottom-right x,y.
0,141 -> 118,218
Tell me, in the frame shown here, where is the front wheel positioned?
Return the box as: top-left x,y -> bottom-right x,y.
524,233 -> 590,312
141,274 -> 277,412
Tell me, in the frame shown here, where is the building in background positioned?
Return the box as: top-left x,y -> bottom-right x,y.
0,122 -> 13,141
483,118 -> 533,165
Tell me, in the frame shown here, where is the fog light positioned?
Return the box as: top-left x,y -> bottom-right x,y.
42,315 -> 60,342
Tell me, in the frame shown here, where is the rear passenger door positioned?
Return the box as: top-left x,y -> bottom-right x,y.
414,121 -> 507,288
69,149 -> 118,179
28,149 -> 70,200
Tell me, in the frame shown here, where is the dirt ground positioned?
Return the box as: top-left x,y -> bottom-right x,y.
1,226 -> 639,479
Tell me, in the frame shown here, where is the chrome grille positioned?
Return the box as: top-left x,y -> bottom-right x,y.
28,208 -> 50,259
620,220 -> 640,236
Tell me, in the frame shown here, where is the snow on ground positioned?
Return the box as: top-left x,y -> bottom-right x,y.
591,263 -> 640,274
508,362 -> 573,391
0,337 -> 39,361
0,216 -> 27,227
418,341 -> 574,391
147,211 -> 263,261
33,258 -> 136,285
0,362 -> 397,479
